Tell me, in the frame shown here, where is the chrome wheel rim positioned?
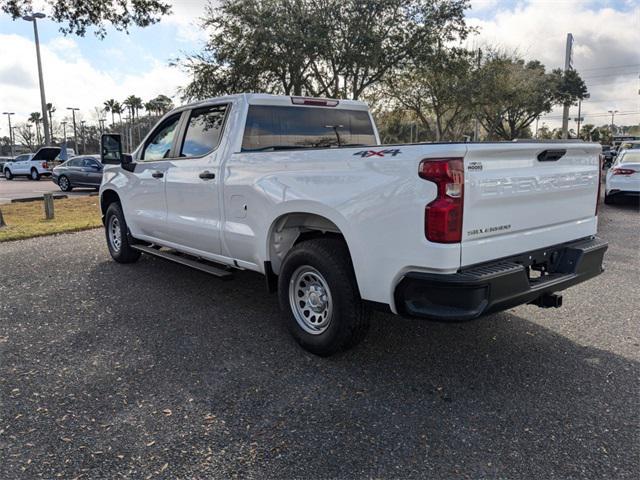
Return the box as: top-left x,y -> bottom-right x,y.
59,177 -> 68,190
108,215 -> 122,252
31,170 -> 37,179
289,266 -> 333,335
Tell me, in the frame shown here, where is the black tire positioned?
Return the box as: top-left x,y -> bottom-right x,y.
278,237 -> 370,356
30,168 -> 41,181
104,202 -> 141,264
58,175 -> 72,192
4,169 -> 12,180
604,193 -> 614,205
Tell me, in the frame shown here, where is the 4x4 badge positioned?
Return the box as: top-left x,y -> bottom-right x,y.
353,149 -> 401,158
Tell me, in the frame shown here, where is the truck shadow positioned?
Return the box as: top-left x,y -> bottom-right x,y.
71,256 -> 639,478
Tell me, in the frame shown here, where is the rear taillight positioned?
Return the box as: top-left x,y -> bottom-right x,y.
419,158 -> 464,243
612,168 -> 636,175
42,162 -> 48,169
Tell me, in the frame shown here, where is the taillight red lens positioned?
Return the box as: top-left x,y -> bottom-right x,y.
419,158 -> 464,243
42,162 -> 48,169
612,168 -> 636,175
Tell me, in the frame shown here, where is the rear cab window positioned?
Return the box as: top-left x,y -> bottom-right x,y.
241,105 -> 376,152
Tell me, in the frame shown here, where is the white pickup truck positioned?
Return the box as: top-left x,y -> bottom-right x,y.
99,94 -> 607,356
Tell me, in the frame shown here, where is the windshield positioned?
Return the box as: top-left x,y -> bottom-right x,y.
242,105 -> 376,151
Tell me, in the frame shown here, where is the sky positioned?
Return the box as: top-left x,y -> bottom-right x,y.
0,0 -> 638,139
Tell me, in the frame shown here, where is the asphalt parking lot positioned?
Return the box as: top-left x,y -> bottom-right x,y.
0,200 -> 638,479
0,177 -> 96,204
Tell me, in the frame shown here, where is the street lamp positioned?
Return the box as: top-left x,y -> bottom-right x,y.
575,93 -> 590,138
61,120 -> 67,145
22,12 -> 51,145
608,109 -> 619,136
66,107 -> 79,153
2,112 -> 15,157
80,120 -> 86,154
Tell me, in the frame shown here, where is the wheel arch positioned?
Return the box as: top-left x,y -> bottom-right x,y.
100,189 -> 121,221
266,210 -> 356,278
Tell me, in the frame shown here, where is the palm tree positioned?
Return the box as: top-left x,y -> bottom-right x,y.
154,94 -> 174,114
28,112 -> 43,145
103,99 -> 118,127
113,102 -> 123,124
123,95 -> 143,122
144,100 -> 157,117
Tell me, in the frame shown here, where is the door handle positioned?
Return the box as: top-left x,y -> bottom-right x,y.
152,171 -> 164,179
199,170 -> 216,180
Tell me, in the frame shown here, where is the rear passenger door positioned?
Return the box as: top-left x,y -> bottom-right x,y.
162,104 -> 229,256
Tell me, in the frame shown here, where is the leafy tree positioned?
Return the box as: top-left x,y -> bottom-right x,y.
16,123 -> 36,150
1,0 -> 171,37
473,52 -> 588,140
178,0 -> 471,101
385,47 -> 475,141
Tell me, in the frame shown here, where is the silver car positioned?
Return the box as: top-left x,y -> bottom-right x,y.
51,155 -> 103,191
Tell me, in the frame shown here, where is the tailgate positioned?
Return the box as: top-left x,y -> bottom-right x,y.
461,142 -> 601,266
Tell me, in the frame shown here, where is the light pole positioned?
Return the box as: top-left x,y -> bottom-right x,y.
608,109 -> 618,137
2,112 -> 15,157
61,120 -> 67,145
23,12 -> 51,145
66,107 -> 79,153
80,120 -> 86,154
574,94 -> 590,139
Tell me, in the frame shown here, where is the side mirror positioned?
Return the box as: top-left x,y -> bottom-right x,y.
101,134 -> 123,164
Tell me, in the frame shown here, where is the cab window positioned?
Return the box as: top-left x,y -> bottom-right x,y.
142,114 -> 181,161
180,105 -> 228,157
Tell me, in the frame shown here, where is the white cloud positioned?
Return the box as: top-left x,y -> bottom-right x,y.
0,33 -> 188,134
467,0 -> 640,128
163,0 -> 211,44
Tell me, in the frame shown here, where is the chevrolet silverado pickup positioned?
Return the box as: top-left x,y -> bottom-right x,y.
99,94 -> 607,356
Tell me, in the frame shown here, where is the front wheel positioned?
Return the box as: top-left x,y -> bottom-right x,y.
278,237 -> 370,356
4,169 -> 12,180
104,202 -> 141,263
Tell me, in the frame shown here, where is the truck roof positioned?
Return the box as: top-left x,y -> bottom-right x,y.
171,93 -> 370,114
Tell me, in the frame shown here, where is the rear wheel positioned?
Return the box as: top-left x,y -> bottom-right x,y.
58,175 -> 72,192
278,237 -> 370,356
30,168 -> 40,181
4,169 -> 12,180
104,202 -> 141,263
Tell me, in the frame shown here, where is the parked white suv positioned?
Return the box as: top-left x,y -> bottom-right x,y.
99,94 -> 607,356
3,147 -> 60,180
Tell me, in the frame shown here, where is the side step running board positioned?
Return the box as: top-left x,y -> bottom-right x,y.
131,244 -> 233,280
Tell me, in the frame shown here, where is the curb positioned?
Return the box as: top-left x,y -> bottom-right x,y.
11,195 -> 68,203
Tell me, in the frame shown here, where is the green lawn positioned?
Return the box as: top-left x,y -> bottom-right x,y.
0,196 -> 102,242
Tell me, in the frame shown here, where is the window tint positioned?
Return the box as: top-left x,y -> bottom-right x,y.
241,105 -> 376,152
16,155 -> 28,161
68,158 -> 82,167
180,105 -> 228,157
83,158 -> 99,168
142,114 -> 181,160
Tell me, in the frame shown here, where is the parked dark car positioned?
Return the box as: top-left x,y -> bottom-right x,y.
51,155 -> 103,191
